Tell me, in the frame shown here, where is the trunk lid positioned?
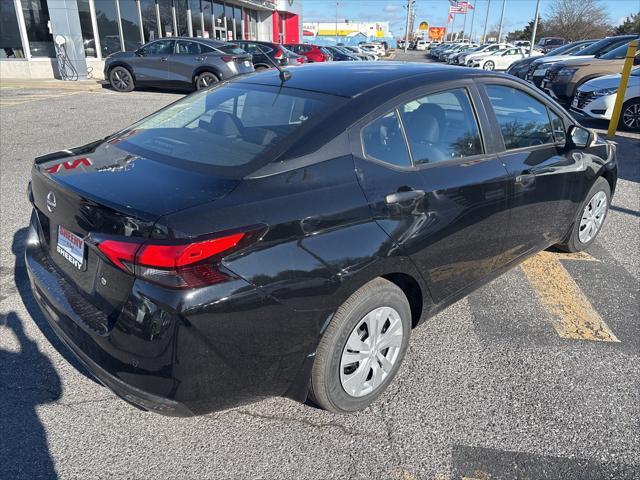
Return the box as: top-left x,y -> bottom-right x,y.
30,140 -> 240,318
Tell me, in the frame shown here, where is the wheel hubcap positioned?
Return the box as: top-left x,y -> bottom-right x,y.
622,104 -> 640,129
112,70 -> 130,90
339,306 -> 403,398
484,62 -> 494,70
578,190 -> 607,244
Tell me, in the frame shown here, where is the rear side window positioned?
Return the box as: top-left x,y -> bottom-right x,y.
399,88 -> 483,164
362,111 -> 411,167
175,41 -> 203,55
486,85 -> 554,149
111,84 -> 339,177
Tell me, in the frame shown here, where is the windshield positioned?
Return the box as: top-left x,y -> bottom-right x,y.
599,42 -> 633,60
631,68 -> 640,77
111,84 -> 342,178
577,37 -> 634,57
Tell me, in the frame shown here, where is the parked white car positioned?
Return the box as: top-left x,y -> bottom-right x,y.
472,47 -> 541,70
360,43 -> 385,57
571,68 -> 640,131
416,40 -> 431,51
461,43 -> 512,66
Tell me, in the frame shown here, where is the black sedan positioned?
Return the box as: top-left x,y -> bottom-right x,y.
104,37 -> 253,92
26,63 -> 616,416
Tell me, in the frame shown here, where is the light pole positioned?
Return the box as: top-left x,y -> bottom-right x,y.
482,0 -> 491,43
469,1 -> 477,43
497,0 -> 507,43
335,2 -> 339,41
403,0 -> 411,52
529,0 -> 541,56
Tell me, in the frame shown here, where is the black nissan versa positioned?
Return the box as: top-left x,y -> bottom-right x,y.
26,63 -> 616,416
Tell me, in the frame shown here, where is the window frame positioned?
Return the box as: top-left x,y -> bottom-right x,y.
477,79 -> 571,154
354,81 -> 491,172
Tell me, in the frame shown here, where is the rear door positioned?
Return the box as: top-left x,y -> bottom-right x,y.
167,40 -> 211,86
131,40 -> 174,83
352,81 -> 512,303
477,80 -> 582,266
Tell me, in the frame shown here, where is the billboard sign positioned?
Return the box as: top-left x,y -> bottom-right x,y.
428,26 -> 446,41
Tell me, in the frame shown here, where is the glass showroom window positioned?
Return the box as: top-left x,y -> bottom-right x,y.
190,0 -> 202,37
224,2 -> 233,40
212,1 -> 224,40
22,0 -> 55,57
158,0 -> 173,37
233,6 -> 242,41
0,1 -> 25,58
175,0 -> 189,36
139,0 -> 159,41
76,0 -> 96,57
202,0 -> 212,38
94,0 -> 121,55
120,0 -> 142,50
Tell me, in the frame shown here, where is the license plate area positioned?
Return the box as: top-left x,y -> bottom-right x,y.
57,225 -> 86,271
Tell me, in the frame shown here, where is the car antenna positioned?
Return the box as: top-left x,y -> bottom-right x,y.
256,44 -> 292,82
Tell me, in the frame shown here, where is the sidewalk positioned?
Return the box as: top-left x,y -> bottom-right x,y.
0,78 -> 106,92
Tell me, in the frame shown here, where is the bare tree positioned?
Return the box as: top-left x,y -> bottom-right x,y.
543,0 -> 613,41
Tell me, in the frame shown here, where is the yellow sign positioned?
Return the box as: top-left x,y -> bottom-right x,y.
419,21 -> 429,31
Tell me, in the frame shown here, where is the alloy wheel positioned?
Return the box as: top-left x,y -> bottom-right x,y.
197,73 -> 218,90
111,68 -> 131,91
483,61 -> 495,71
578,190 -> 607,244
622,102 -> 640,130
339,306 -> 404,398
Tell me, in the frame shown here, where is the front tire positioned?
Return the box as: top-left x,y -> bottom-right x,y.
557,177 -> 611,252
621,99 -> 640,132
109,66 -> 134,92
310,278 -> 411,414
483,60 -> 495,71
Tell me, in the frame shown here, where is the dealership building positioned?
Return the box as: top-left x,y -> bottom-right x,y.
0,0 -> 302,80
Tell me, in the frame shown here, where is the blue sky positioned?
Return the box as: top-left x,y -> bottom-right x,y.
302,0 -> 639,38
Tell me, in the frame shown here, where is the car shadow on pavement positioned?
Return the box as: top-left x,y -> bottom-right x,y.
0,311 -> 61,479
12,227 -> 96,383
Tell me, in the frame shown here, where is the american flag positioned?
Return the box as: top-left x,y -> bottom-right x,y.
458,1 -> 475,9
449,4 -> 468,14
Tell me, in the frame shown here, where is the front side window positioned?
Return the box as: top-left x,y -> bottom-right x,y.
112,84 -> 340,177
400,88 -> 483,164
486,85 -> 554,149
548,109 -> 566,143
362,111 -> 411,167
141,40 -> 174,55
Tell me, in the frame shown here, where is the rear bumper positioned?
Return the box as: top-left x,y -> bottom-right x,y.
25,214 -> 322,416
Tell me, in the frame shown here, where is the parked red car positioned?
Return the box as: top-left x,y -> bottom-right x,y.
285,44 -> 331,62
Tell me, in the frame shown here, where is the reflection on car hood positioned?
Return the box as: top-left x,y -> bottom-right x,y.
579,72 -> 640,92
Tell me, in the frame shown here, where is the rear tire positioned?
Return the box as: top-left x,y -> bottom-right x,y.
310,278 -> 411,414
556,177 -> 610,252
195,71 -> 219,90
483,60 -> 495,71
109,66 -> 134,92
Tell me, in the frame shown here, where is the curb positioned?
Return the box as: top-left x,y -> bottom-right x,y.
0,79 -> 106,92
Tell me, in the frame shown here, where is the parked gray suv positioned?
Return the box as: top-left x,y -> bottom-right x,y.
104,38 -> 254,92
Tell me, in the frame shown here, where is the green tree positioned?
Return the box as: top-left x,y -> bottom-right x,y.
615,13 -> 640,35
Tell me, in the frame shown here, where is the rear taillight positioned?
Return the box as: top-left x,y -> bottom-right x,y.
221,55 -> 234,63
97,229 -> 259,289
296,57 -> 305,64
274,48 -> 284,60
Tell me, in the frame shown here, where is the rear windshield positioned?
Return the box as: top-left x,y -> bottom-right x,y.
217,44 -> 246,55
111,84 -> 341,178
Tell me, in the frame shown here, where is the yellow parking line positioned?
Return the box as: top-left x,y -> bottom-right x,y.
521,251 -> 618,342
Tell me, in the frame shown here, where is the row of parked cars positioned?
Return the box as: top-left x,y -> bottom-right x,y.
424,35 -> 640,131
104,38 -> 386,94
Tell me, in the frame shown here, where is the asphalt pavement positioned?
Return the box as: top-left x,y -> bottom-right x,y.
0,67 -> 639,480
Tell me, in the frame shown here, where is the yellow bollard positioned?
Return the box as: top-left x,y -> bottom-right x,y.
607,39 -> 638,138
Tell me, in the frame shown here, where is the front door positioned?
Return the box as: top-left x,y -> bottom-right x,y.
478,81 -> 582,266
353,83 -> 512,303
131,39 -> 174,83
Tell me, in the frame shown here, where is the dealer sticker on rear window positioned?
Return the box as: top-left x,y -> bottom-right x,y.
57,225 -> 85,270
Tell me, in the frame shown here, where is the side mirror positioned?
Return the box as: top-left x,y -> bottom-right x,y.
634,55 -> 639,66
567,125 -> 593,149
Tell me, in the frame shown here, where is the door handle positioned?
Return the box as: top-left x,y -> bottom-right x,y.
160,56 -> 168,62
195,56 -> 205,62
515,174 -> 535,186
385,189 -> 425,205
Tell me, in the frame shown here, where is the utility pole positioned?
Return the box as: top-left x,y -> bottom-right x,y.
462,4 -> 468,42
335,2 -> 339,41
403,0 -> 412,52
469,1 -> 477,43
497,0 -> 506,43
482,0 -> 491,43
529,0 -> 540,56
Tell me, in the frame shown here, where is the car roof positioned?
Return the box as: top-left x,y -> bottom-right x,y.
235,62 -> 491,98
